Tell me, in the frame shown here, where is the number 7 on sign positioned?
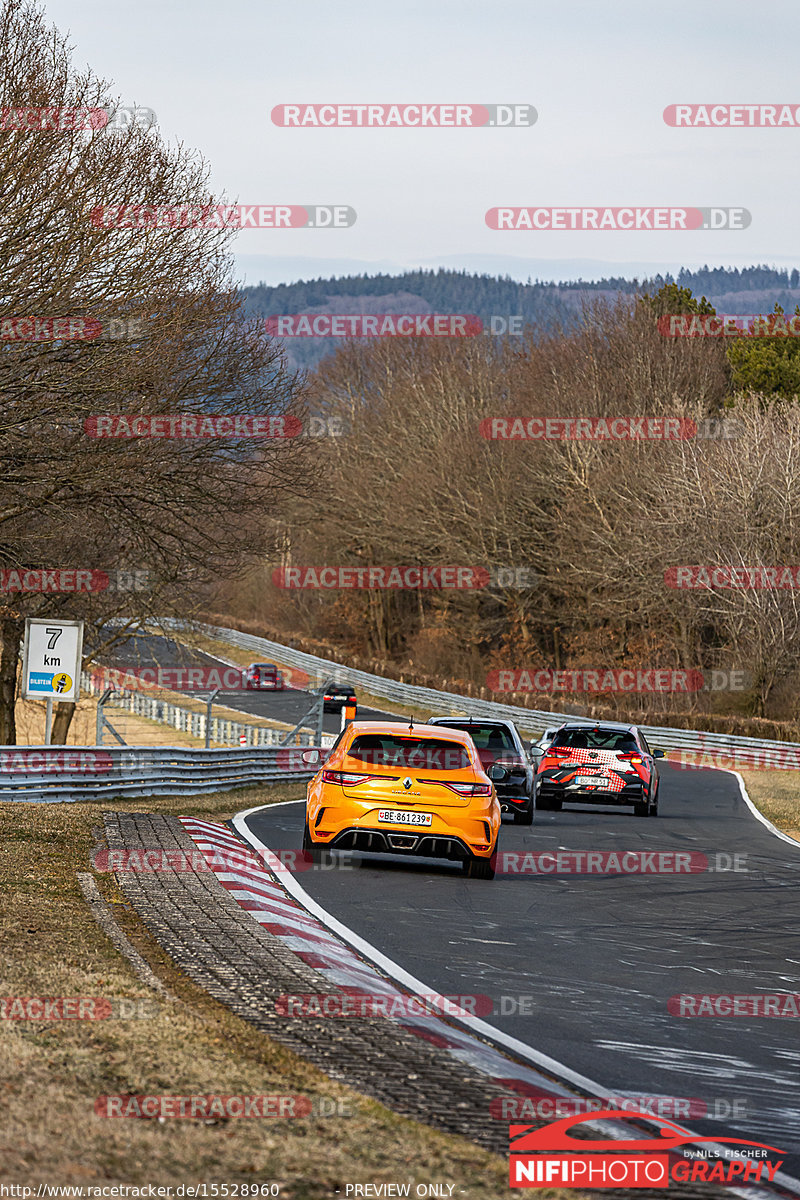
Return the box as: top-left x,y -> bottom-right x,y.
45,627 -> 62,650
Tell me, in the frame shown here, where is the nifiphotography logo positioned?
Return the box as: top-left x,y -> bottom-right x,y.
508,1110 -> 785,1188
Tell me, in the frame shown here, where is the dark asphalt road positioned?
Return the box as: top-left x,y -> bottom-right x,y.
243,769 -> 800,1175
101,631 -> 397,735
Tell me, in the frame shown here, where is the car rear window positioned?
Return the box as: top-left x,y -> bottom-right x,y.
553,728 -> 640,753
442,724 -> 515,751
346,735 -> 471,770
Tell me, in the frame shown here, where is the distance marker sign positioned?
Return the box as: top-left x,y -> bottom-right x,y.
22,618 -> 84,702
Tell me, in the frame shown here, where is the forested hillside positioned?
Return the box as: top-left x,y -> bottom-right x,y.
244,265 -> 800,369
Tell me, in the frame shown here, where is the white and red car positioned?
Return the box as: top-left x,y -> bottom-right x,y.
536,721 -> 664,817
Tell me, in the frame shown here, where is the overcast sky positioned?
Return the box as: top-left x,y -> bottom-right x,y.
43,0 -> 800,287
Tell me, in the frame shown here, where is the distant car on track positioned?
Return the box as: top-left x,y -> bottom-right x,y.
536,721 -> 664,817
526,726 -> 560,771
322,684 -> 357,713
245,662 -> 285,690
301,720 -> 502,878
531,726 -> 560,754
426,716 -> 535,825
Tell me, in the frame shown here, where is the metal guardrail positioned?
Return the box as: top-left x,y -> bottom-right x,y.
0,745 -> 317,803
160,619 -> 800,767
81,671 -> 315,748
6,621 -> 796,805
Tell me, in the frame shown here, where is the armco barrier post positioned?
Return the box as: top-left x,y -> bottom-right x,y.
205,689 -> 219,749
96,688 -> 115,745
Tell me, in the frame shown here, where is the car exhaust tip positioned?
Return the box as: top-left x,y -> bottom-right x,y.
387,834 -> 419,851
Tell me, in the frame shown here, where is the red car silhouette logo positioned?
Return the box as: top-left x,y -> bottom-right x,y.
510,1110 -> 784,1155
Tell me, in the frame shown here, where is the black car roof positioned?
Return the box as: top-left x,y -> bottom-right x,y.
556,721 -> 638,734
428,716 -> 517,729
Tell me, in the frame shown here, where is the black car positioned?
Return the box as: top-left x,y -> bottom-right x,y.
245,662 -> 285,690
536,721 -> 664,816
322,684 -> 358,713
426,716 -> 535,824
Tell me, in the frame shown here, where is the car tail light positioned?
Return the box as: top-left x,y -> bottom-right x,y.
419,779 -> 492,796
322,770 -> 369,786
322,770 -> 400,786
546,746 -> 572,759
618,753 -> 643,764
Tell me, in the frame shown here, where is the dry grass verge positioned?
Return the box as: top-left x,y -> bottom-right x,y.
0,784 -> 580,1198
737,769 -> 800,842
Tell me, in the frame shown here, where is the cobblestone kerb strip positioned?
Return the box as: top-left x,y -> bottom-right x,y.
102,811 -> 522,1152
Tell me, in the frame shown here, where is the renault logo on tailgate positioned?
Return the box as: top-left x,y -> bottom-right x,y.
402,777 -> 413,790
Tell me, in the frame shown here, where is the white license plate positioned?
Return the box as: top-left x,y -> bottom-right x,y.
378,809 -> 433,826
576,775 -> 607,786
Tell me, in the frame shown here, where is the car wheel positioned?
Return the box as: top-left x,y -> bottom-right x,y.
464,852 -> 496,880
513,801 -> 534,825
539,797 -> 562,811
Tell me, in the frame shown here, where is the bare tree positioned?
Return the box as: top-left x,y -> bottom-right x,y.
0,0 -> 309,741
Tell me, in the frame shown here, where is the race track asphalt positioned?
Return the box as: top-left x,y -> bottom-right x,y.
243,768 -> 800,1174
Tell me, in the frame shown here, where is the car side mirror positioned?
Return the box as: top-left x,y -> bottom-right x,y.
653,749 -> 666,760
528,745 -> 545,762
488,764 -> 508,783
302,748 -> 323,767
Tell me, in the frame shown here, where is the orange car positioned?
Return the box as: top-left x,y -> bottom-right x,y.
302,720 -> 502,878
